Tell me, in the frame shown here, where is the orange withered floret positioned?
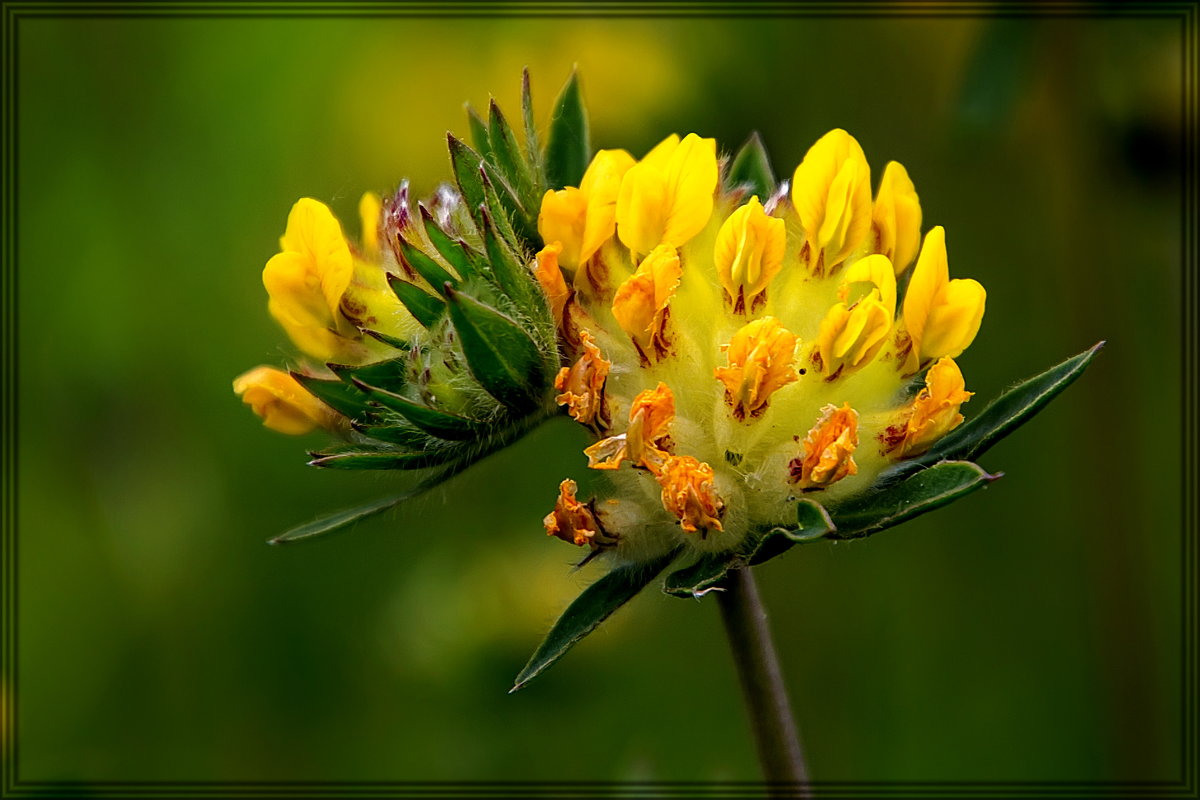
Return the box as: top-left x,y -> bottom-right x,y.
584,382 -> 675,473
714,316 -> 800,421
884,357 -> 973,457
789,403 -> 860,491
554,331 -> 612,428
657,455 -> 725,533
544,479 -> 616,548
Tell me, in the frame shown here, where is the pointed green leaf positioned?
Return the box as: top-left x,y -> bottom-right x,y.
328,357 -> 408,394
488,99 -> 536,209
352,379 -> 480,441
445,287 -> 547,412
360,328 -> 410,351
388,275 -> 445,329
309,449 -> 463,471
521,68 -> 544,191
480,162 -> 538,249
544,71 -> 590,189
268,493 -> 410,546
351,421 -> 432,448
448,134 -> 487,227
479,206 -> 537,310
727,131 -> 776,199
394,235 -> 457,294
466,105 -> 493,160
289,372 -> 370,419
884,342 -> 1104,482
511,547 -> 681,692
828,461 -> 999,540
420,204 -> 483,279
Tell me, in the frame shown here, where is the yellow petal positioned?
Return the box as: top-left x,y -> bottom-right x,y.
714,196 -> 787,313
611,244 -> 681,363
358,191 -> 382,259
616,161 -> 670,255
788,403 -> 859,490
872,161 -> 922,275
840,253 -> 897,318
816,294 -> 892,378
921,278 -> 986,360
554,330 -> 611,427
657,455 -> 724,533
661,133 -> 718,248
233,366 -> 339,435
616,133 -> 717,254
885,357 -> 973,457
537,188 -> 588,269
714,316 -> 799,421
534,242 -> 571,328
578,149 -> 636,263
791,129 -> 872,274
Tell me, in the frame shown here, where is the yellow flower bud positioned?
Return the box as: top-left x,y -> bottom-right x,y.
584,382 -> 674,473
714,316 -> 799,421
657,455 -> 725,534
871,161 -> 922,276
815,254 -> 897,379
714,196 -> 787,313
611,244 -> 682,364
788,403 -> 859,491
544,479 -> 616,548
884,357 -> 973,457
232,366 -> 339,435
791,129 -> 873,276
900,227 -> 986,373
616,133 -> 718,255
262,198 -> 360,363
554,331 -> 611,428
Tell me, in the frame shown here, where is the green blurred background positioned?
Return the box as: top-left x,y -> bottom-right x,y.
11,10 -> 1185,786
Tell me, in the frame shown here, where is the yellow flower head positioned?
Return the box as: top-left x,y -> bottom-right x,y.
871,161 -> 922,276
232,366 -> 340,435
714,316 -> 800,421
657,455 -> 725,534
554,331 -> 612,428
885,357 -> 973,457
791,129 -> 873,276
544,479 -> 616,548
788,403 -> 859,491
611,244 -> 682,364
616,133 -> 718,255
901,226 -> 986,374
714,195 -> 787,313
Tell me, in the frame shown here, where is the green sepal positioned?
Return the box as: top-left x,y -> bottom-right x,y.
882,342 -> 1104,483
488,99 -> 537,212
394,234 -> 458,295
388,274 -> 445,329
360,328 -> 410,351
351,421 -> 432,448
726,131 -> 776,199
289,372 -> 371,419
544,70 -> 590,190
448,134 -> 488,227
351,379 -> 480,441
665,499 -> 834,596
480,162 -> 537,249
479,206 -> 538,311
419,204 -> 484,280
828,460 -> 999,540
445,286 -> 547,413
309,448 -> 463,471
511,546 -> 682,692
328,357 -> 408,395
466,105 -> 493,160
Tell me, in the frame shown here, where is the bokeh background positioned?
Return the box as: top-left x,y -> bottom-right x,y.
11,10 -> 1187,787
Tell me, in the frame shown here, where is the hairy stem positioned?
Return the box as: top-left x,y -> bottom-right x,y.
717,566 -> 810,796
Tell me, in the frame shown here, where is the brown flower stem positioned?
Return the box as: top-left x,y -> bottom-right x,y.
717,566 -> 811,797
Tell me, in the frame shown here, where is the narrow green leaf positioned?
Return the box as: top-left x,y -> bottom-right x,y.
388,275 -> 445,329
884,342 -> 1104,482
360,328 -> 410,351
445,287 -> 547,412
328,357 -> 408,394
544,70 -> 590,189
521,68 -> 544,191
448,134 -> 487,226
420,204 -> 483,279
727,131 -> 776,199
466,105 -> 493,160
289,372 -> 370,419
828,461 -> 999,540
268,493 -> 410,546
479,206 -> 537,310
309,449 -> 463,471
351,421 -> 432,447
488,99 -> 536,209
352,379 -> 480,441
480,162 -> 538,249
395,235 -> 457,295
511,547 -> 681,692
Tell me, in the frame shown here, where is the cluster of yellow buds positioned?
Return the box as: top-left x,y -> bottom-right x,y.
538,128 -> 986,559
233,72 -> 1098,686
